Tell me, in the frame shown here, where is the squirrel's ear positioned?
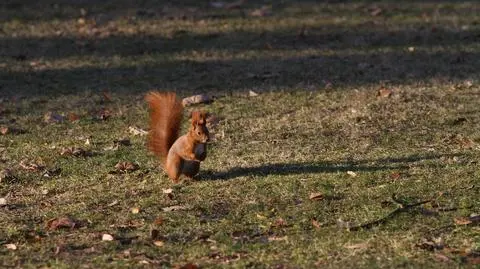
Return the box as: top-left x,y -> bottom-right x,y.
190,111 -> 200,126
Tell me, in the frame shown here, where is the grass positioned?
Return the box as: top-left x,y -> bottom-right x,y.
1,0 -> 480,268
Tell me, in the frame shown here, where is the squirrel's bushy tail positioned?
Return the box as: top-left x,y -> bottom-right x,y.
145,92 -> 183,165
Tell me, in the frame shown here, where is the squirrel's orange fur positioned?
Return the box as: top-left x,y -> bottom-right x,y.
145,91 -> 209,183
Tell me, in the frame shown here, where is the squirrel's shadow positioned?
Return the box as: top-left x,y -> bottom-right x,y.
197,153 -> 463,181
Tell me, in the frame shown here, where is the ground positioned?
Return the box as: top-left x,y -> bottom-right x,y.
1,0 -> 479,268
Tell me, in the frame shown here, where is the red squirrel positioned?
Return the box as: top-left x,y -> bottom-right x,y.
145,91 -> 209,183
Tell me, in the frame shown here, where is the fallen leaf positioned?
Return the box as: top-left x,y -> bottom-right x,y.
44,112 -> 65,123
268,236 -> 288,242
346,171 -> 357,177
102,234 -> 114,241
249,6 -> 272,17
225,0 -> 245,9
162,205 -> 188,212
46,217 -> 77,230
96,108 -> 112,121
369,7 -> 383,16
67,112 -> 81,122
102,90 -> 112,102
434,253 -> 452,263
5,243 -> 17,250
0,126 -> 8,135
182,94 -> 212,106
309,192 -> 324,201
0,126 -> 23,135
179,263 -> 199,269
60,147 -> 89,157
154,217 -> 163,225
390,172 -> 401,180
77,18 -> 86,25
108,200 -> 118,207
43,168 -> 61,178
454,217 -> 472,225
0,197 -> 6,206
416,237 -> 444,251
377,87 -> 393,98
249,90 -> 259,97
131,207 -> 140,214
312,219 -> 321,229
454,215 -> 480,225
128,126 -> 148,136
153,240 -> 164,247
256,213 -> 266,220
344,242 -> 368,249
162,188 -> 173,194
114,161 -> 139,172
19,160 -> 45,172
272,218 -> 287,227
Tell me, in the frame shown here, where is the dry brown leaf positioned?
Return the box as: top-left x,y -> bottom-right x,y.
131,207 -> 140,214
154,217 -> 163,225
102,90 -> 112,102
102,234 -> 114,241
179,263 -> 199,269
225,0 -> 245,9
268,236 -> 288,242
0,126 -> 9,135
162,188 -> 173,194
309,192 -> 324,201
390,172 -> 401,180
182,94 -> 212,106
454,215 -> 480,225
249,90 -> 259,97
67,112 -> 81,122
0,126 -> 24,135
153,240 -> 164,247
60,147 -> 89,157
19,160 -> 45,172
434,253 -> 452,263
114,161 -> 139,172
454,217 -> 472,225
249,6 -> 272,17
272,218 -> 287,227
346,171 -> 357,177
5,243 -> 17,250
46,217 -> 77,230
312,219 -> 321,229
128,126 -> 148,136
369,7 -> 383,16
377,87 -> 393,98
256,213 -> 266,219
96,108 -> 112,121
162,205 -> 188,212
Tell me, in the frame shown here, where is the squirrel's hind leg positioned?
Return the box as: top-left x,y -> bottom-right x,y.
165,154 -> 182,183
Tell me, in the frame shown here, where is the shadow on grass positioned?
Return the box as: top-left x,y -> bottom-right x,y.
199,153 -> 461,180
1,0 -> 478,97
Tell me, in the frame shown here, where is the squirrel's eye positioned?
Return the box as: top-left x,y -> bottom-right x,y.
197,131 -> 201,135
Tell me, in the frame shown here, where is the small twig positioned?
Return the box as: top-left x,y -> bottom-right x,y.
346,194 -> 435,231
